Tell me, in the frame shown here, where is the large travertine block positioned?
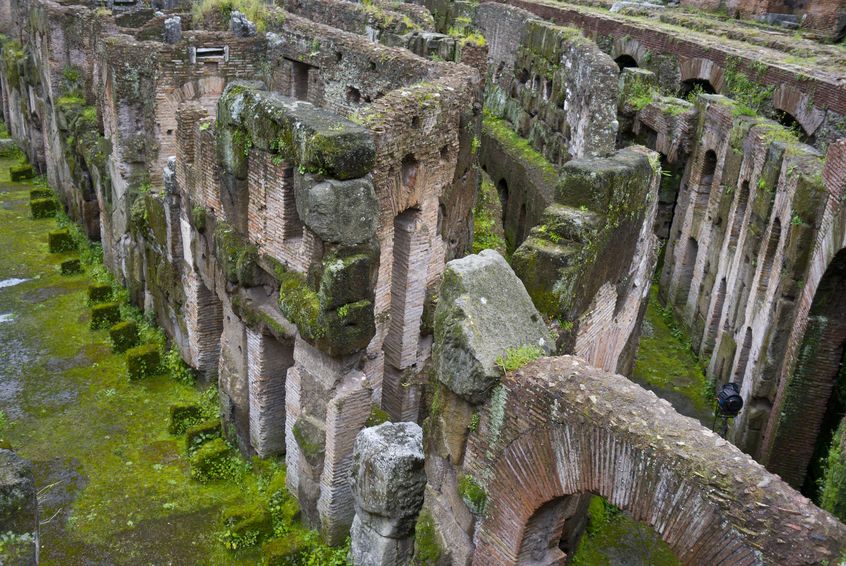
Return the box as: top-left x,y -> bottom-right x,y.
434,250 -> 552,404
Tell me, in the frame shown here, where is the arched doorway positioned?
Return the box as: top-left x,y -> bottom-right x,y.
776,110 -> 814,145
770,248 -> 846,491
614,54 -> 638,72
679,79 -> 716,98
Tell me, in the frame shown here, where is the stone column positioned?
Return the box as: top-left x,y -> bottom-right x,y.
349,422 -> 426,566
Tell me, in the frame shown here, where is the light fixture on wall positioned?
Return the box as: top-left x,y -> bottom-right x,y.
712,382 -> 743,438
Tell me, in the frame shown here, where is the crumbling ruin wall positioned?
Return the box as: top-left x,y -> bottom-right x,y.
417,249 -> 846,565
0,0 -> 481,545
475,4 -> 619,251
447,0 -> 846,150
657,93 -> 840,484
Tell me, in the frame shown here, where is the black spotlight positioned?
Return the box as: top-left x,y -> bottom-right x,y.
716,382 -> 743,417
712,382 -> 743,438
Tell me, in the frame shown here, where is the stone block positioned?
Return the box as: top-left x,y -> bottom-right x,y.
168,403 -> 205,435
186,419 -> 222,453
126,343 -> 161,380
9,163 -> 33,182
29,197 -> 57,219
60,258 -> 82,275
47,229 -> 75,253
434,250 -> 552,403
109,320 -> 139,353
87,283 -> 112,304
90,302 -> 121,330
294,174 -> 379,246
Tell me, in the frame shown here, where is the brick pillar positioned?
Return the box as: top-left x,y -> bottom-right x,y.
183,269 -> 223,380
382,210 -> 431,421
247,328 -> 292,457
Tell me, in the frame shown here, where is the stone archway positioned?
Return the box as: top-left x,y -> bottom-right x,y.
464,356 -> 845,565
678,58 -> 724,95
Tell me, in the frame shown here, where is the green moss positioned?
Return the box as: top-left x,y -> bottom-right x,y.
482,114 -> 557,178
261,533 -> 309,565
495,344 -> 545,373
457,474 -> 486,514
190,437 -> 245,482
819,421 -> 846,521
220,503 -> 274,549
29,197 -> 57,220
364,405 -> 391,428
292,419 -> 324,461
186,419 -> 222,453
472,177 -> 507,255
125,343 -> 161,380
191,205 -> 207,233
413,509 -> 443,564
632,285 -> 712,418
90,302 -> 121,330
60,258 -> 82,275
277,269 -> 323,340
168,404 -> 205,435
108,320 -> 139,353
87,282 -> 112,304
214,222 -> 258,286
48,228 -> 75,252
571,496 -> 680,566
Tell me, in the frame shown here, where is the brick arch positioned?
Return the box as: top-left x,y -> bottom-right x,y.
474,425 -> 752,565
155,76 -> 227,175
611,36 -> 649,67
772,84 -> 825,139
678,57 -> 724,93
466,356 -> 845,566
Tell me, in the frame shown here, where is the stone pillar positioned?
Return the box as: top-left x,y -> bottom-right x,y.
247,328 -> 292,457
349,422 -> 426,566
0,449 -> 38,565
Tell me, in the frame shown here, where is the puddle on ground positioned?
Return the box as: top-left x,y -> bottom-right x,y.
0,312 -> 14,323
0,277 -> 30,289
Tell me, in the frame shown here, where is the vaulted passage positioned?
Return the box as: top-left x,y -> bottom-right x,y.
770,248 -> 846,491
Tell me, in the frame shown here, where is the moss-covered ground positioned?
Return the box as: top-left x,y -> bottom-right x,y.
571,496 -> 680,566
631,284 -> 714,426
0,154 -> 346,563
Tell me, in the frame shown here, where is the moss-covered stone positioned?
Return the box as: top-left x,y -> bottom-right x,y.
29,198 -> 57,219
87,282 -> 112,304
317,251 -> 376,309
213,222 -> 258,286
125,343 -> 161,380
189,437 -> 238,482
365,404 -> 391,428
108,320 -> 139,353
47,228 -> 75,253
261,532 -> 309,565
9,163 -> 33,182
29,188 -> 51,200
185,419 -> 222,453
277,269 -> 322,340
90,302 -> 121,330
292,415 -> 325,467
217,81 -> 376,180
220,503 -> 273,549
60,258 -> 82,275
457,473 -> 486,514
168,404 -> 205,435
413,509 -> 443,565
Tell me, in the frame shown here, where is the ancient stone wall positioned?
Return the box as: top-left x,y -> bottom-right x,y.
419,249 -> 846,565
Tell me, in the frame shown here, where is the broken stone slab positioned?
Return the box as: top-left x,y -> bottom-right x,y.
349,422 -> 425,536
293,174 -> 379,246
349,422 -> 425,566
230,10 -> 256,37
434,249 -> 553,404
163,16 -> 181,44
0,449 -> 38,565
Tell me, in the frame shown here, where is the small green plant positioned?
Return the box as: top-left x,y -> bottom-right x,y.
496,344 -> 545,373
163,346 -> 197,384
468,412 -> 480,432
